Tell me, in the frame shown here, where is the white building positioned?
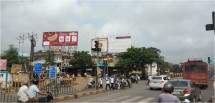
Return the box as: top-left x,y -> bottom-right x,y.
145,62 -> 158,76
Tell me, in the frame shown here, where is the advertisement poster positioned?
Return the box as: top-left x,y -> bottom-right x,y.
91,38 -> 108,53
0,59 -> 7,71
0,71 -> 8,88
11,64 -> 22,73
42,31 -> 78,46
108,36 -> 131,53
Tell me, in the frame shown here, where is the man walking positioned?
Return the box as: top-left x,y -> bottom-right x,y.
105,76 -> 111,90
110,75 -> 115,90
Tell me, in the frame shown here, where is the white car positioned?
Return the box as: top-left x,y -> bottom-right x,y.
149,75 -> 170,90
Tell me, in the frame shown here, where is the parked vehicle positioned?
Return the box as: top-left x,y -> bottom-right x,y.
168,79 -> 201,102
183,59 -> 209,88
149,75 -> 170,90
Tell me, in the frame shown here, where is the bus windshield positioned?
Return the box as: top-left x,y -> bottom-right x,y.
196,66 -> 206,73
185,65 -> 194,73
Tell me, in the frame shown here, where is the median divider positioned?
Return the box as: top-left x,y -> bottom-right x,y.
54,89 -> 106,102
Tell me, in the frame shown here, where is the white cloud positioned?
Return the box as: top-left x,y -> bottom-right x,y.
1,0 -> 214,64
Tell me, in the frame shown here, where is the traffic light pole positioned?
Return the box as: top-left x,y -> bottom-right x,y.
96,50 -> 99,89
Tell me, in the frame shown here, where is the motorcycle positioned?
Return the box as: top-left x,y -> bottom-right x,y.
17,92 -> 54,103
88,80 -> 95,88
121,79 -> 132,89
38,92 -> 54,102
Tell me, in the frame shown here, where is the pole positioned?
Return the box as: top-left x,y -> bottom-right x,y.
95,38 -> 100,89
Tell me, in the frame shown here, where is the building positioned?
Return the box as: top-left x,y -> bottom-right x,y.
145,62 -> 158,76
33,50 -> 72,73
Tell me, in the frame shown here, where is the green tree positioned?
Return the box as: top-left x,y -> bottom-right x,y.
1,44 -> 20,71
69,51 -> 93,75
118,46 -> 163,77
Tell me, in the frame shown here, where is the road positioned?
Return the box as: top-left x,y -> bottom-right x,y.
64,79 -> 214,102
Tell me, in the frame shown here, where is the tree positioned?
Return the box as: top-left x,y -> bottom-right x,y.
1,44 -> 30,72
69,51 -> 93,75
117,46 -> 163,77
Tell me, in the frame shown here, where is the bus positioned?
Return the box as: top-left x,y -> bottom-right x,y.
183,59 -> 209,87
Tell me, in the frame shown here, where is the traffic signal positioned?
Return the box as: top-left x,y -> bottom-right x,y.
95,41 -> 99,49
208,57 -> 211,63
92,40 -> 101,52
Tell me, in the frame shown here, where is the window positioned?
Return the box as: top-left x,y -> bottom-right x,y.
185,65 -> 194,73
196,66 -> 206,73
152,76 -> 162,80
169,81 -> 188,87
163,77 -> 169,80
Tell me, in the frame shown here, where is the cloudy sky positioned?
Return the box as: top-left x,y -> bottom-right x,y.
1,0 -> 214,64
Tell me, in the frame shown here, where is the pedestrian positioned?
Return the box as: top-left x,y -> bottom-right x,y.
158,83 -> 181,103
117,77 -> 121,90
105,76 -> 111,90
147,75 -> 152,85
110,75 -> 115,90
99,78 -> 103,89
66,74 -> 70,78
72,74 -> 76,81
40,74 -> 43,79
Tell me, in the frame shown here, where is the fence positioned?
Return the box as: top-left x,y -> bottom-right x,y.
0,76 -> 96,102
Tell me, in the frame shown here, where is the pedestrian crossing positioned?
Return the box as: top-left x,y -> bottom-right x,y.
82,94 -> 156,102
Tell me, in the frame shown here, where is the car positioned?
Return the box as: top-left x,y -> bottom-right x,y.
149,75 -> 170,90
168,79 -> 201,102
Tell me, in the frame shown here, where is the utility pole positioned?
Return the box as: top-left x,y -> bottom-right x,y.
28,32 -> 37,80
92,38 -> 101,89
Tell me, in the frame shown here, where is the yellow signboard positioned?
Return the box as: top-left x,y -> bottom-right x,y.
11,64 -> 22,73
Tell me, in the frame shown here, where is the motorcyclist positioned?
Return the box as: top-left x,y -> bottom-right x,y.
17,80 -> 34,103
28,79 -> 50,102
158,83 -> 181,103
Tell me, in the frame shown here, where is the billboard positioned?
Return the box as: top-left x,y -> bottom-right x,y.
42,31 -> 78,46
0,59 -> 7,70
91,38 -> 108,53
11,64 -> 22,73
108,36 -> 131,53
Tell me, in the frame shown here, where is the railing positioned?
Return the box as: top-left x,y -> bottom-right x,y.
0,76 -> 96,102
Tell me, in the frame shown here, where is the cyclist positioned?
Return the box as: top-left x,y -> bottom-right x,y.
158,83 -> 181,103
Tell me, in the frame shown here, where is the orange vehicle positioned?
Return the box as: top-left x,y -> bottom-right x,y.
183,59 -> 209,87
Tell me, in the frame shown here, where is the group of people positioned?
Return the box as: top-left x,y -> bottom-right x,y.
98,74 -> 128,90
17,79 -> 51,103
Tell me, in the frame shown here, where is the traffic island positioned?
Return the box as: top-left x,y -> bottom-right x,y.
54,89 -> 106,102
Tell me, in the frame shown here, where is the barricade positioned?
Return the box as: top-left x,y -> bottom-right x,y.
0,76 -> 96,102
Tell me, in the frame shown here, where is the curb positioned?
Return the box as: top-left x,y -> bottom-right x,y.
54,89 -> 106,102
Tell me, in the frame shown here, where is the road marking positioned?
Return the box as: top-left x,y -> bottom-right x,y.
120,96 -> 142,103
136,97 -> 155,103
109,95 -> 130,102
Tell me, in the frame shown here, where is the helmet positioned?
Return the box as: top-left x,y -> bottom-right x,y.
163,82 -> 174,93
32,79 -> 39,85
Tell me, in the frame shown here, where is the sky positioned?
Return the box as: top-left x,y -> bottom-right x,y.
1,0 -> 215,64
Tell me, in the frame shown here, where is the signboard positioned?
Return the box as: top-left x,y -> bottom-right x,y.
43,31 -> 78,46
0,59 -> 7,70
34,63 -> 42,74
0,71 -> 8,88
91,38 -> 108,53
108,36 -> 131,53
11,64 -> 22,73
49,66 -> 56,79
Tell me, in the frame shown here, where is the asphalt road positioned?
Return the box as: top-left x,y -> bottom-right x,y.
64,78 -> 214,102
